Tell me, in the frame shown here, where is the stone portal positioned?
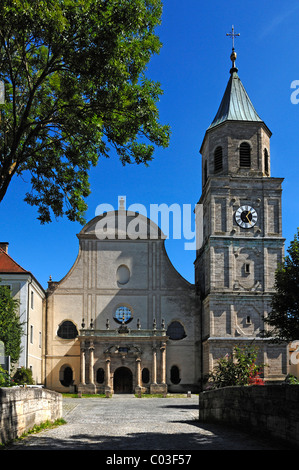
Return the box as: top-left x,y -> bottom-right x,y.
114,367 -> 133,394
77,323 -> 168,396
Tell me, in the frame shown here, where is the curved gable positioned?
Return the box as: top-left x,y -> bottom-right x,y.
78,211 -> 166,241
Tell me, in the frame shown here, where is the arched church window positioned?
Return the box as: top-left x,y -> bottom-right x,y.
142,368 -> 150,384
166,321 -> 186,340
214,146 -> 223,173
170,365 -> 181,384
264,148 -> 269,175
96,368 -> 105,384
239,142 -> 251,167
57,321 -> 78,339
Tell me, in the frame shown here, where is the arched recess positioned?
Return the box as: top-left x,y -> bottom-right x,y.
170,365 -> 181,384
113,367 -> 133,394
59,364 -> 73,387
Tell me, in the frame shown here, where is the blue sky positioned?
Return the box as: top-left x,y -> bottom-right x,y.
1,0 -> 299,288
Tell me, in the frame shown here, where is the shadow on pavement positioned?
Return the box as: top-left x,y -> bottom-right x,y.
5,422 -> 289,451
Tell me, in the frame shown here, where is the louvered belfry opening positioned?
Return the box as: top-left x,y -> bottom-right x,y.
214,146 -> 223,173
239,142 -> 251,167
264,148 -> 269,175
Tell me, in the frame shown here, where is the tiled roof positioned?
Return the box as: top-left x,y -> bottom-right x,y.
0,247 -> 29,273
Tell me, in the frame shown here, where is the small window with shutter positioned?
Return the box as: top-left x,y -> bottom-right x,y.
214,146 -> 223,173
239,142 -> 251,167
264,148 -> 269,175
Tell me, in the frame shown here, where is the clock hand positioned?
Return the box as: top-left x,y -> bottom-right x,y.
245,211 -> 252,225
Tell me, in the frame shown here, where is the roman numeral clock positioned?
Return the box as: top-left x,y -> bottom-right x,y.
235,205 -> 258,229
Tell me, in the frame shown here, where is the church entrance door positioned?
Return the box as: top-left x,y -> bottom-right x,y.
114,367 -> 133,394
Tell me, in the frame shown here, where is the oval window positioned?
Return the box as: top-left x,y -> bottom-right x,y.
117,265 -> 130,285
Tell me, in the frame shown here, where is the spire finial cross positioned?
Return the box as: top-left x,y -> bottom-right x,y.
226,25 -> 240,51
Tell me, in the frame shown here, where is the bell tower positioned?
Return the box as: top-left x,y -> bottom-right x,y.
195,36 -> 287,384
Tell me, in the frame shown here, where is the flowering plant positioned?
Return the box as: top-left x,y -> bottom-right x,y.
207,345 -> 266,389
248,365 -> 265,385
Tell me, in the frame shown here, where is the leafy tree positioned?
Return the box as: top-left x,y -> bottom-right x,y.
0,0 -> 170,223
207,345 -> 265,389
0,285 -> 23,364
263,228 -> 299,342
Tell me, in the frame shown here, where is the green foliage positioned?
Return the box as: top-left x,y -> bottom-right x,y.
263,228 -> 299,342
0,0 -> 170,223
12,367 -> 34,385
0,285 -> 23,364
0,364 -> 13,387
20,419 -> 66,438
284,374 -> 299,385
207,345 -> 265,389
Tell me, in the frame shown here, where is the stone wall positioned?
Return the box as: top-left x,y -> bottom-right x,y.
0,386 -> 62,444
198,385 -> 299,448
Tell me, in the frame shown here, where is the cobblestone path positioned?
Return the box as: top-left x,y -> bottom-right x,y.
4,395 -> 289,451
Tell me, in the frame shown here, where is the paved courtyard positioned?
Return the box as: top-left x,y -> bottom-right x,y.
5,394 -> 289,451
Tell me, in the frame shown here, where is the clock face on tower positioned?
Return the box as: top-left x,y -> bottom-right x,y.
235,205 -> 257,229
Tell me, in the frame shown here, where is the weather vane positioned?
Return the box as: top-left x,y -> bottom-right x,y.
226,25 -> 240,51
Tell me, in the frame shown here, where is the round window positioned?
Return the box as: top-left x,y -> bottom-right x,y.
114,306 -> 132,324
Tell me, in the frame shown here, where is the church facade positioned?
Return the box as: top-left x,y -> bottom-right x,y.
45,208 -> 199,394
43,49 -> 288,395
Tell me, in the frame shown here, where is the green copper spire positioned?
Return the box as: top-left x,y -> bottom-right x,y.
208,45 -> 263,130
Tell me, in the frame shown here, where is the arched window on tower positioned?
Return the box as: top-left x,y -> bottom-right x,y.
239,142 -> 251,168
264,148 -> 269,175
214,146 -> 223,173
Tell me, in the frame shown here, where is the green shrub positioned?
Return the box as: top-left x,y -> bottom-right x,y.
285,374 -> 299,385
12,367 -> 34,385
207,345 -> 265,389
